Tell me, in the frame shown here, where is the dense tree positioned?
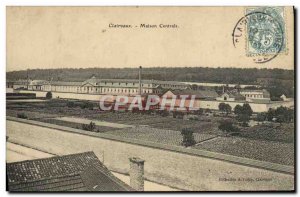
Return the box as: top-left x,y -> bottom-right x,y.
266,108 -> 276,121
181,128 -> 196,147
275,106 -> 294,123
265,107 -> 294,123
256,112 -> 267,122
218,103 -> 226,112
233,103 -> 252,127
219,103 -> 232,115
234,105 -> 243,115
236,114 -> 250,127
242,103 -> 253,117
218,119 -> 240,134
46,92 -> 52,99
234,104 -> 252,117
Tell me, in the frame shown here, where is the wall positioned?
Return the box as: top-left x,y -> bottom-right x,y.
197,100 -> 269,112
18,90 -> 294,113
196,100 -> 294,113
6,119 -> 294,191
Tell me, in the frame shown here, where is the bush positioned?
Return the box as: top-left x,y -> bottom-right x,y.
189,116 -> 199,121
160,110 -> 169,117
174,111 -> 184,119
46,92 -> 52,99
66,101 -> 76,108
204,108 -> 211,113
218,103 -> 232,115
241,122 -> 249,127
274,106 -> 294,123
17,113 -> 28,119
266,106 -> 294,123
82,121 -> 96,131
256,112 -> 267,122
234,105 -> 243,115
181,128 -> 196,147
242,103 -> 253,117
266,108 -> 275,121
218,119 -> 240,134
236,114 -> 250,123
80,102 -> 94,110
234,103 -> 253,117
194,109 -> 203,115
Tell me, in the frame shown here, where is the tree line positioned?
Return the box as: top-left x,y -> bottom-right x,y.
7,67 -> 293,83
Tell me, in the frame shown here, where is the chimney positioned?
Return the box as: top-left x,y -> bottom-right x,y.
139,66 -> 142,95
129,157 -> 145,191
27,69 -> 29,90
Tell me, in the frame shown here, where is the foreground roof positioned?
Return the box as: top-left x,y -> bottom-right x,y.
7,151 -> 133,192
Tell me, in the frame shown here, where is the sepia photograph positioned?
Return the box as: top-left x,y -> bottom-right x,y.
5,6 -> 295,192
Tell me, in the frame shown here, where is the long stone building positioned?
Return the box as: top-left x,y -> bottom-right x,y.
8,76 -> 189,96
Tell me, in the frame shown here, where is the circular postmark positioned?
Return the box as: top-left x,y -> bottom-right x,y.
232,11 -> 284,63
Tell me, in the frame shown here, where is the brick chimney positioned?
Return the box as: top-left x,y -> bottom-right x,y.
129,157 -> 145,191
138,66 -> 142,95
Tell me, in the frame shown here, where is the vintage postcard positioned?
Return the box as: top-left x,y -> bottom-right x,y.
6,6 -> 295,192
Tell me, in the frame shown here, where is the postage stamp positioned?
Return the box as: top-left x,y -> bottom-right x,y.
245,7 -> 286,56
232,6 -> 287,63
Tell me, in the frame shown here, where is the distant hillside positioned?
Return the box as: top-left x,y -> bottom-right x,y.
6,67 -> 294,85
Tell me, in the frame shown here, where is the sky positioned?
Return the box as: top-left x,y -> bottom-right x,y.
6,6 -> 294,72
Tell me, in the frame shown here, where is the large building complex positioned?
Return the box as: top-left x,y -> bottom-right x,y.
6,76 -> 294,113
8,76 -> 189,96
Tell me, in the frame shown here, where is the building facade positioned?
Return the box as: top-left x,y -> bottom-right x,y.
8,77 -> 190,96
239,89 -> 271,102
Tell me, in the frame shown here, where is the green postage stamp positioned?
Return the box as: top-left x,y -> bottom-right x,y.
245,7 -> 286,56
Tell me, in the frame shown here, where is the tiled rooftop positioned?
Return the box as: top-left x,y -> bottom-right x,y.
7,151 -> 133,192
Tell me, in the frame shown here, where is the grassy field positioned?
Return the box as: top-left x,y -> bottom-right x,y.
39,118 -> 120,133
105,126 -> 217,146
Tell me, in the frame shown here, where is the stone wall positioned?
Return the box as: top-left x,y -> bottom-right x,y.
6,119 -> 294,191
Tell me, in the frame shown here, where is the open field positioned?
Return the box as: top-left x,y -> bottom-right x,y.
39,118 -> 120,133
193,137 -> 294,166
105,126 -> 217,146
6,99 -> 295,165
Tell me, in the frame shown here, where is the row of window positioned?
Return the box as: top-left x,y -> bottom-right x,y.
45,85 -> 161,94
161,84 -> 185,88
244,94 -> 264,98
97,82 -> 152,87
